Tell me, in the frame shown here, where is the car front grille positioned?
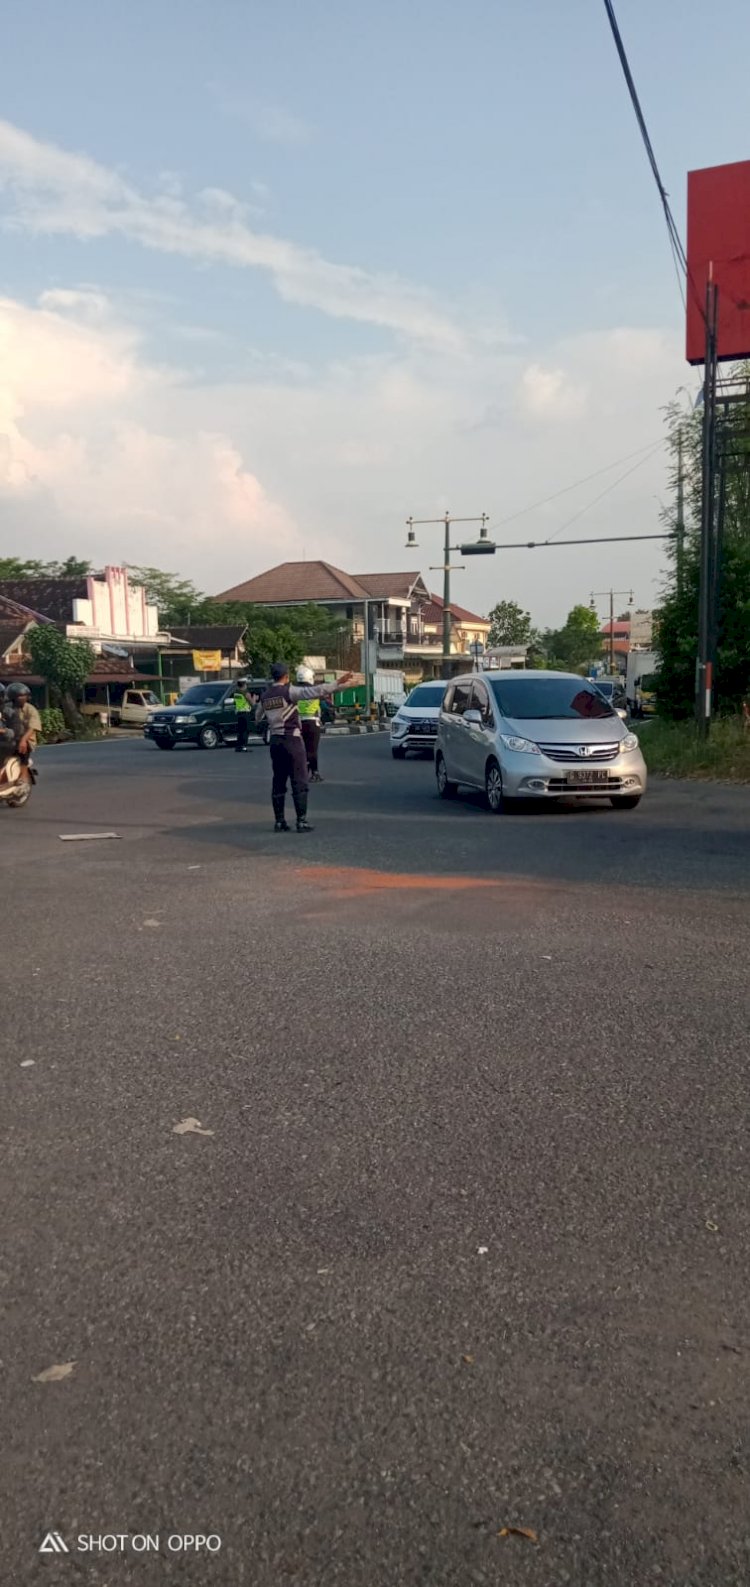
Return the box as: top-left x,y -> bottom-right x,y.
407,720 -> 437,736
536,741 -> 619,763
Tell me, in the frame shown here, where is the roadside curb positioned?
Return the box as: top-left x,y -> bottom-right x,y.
326,722 -> 390,736
42,724 -> 391,747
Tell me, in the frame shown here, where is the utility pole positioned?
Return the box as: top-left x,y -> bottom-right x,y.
362,596 -> 372,720
406,514 -> 491,678
708,441 -> 726,681
675,429 -> 686,596
696,275 -> 719,737
590,588 -> 634,674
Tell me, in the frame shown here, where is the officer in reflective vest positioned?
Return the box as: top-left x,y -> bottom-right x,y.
233,679 -> 251,753
296,664 -> 324,781
258,662 -> 352,832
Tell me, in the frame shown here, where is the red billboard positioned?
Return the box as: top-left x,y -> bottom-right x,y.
686,160 -> 750,364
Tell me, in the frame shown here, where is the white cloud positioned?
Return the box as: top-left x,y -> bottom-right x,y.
0,292 -> 300,575
0,118 -> 466,351
253,106 -> 313,148
211,85 -> 313,147
518,362 -> 587,421
0,287 -> 685,623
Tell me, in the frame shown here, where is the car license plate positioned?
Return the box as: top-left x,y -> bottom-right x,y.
566,768 -> 609,785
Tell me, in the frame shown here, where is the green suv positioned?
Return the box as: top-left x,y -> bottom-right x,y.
144,681 -> 270,750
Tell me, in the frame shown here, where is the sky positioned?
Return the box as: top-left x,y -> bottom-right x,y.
0,0 -> 748,626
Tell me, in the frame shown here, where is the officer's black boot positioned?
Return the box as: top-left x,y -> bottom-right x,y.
294,792 -> 314,832
273,796 -> 290,832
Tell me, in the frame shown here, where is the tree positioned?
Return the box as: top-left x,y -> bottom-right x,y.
487,600 -> 533,648
127,566 -> 208,625
55,557 -> 92,576
544,604 -> 602,672
27,626 -> 95,730
237,603 -> 349,674
655,374 -> 750,717
0,556 -> 91,577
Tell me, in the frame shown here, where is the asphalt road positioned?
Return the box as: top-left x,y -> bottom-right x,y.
3,735 -> 750,1586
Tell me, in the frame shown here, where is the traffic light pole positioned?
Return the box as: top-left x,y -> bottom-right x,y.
406,514 -> 491,678
590,588 -> 634,674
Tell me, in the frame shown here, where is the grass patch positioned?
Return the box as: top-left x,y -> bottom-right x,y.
639,716 -> 750,782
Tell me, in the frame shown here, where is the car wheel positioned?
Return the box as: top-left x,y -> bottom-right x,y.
155,738 -> 174,750
435,752 -> 457,799
610,794 -> 641,810
391,746 -> 406,760
198,725 -> 220,750
485,758 -> 504,813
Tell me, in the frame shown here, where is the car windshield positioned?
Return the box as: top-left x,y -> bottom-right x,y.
405,686 -> 444,709
177,685 -> 227,706
489,677 -> 616,720
143,692 -> 160,705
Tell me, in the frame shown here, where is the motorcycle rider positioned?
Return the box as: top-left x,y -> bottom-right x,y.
258,662 -> 352,832
5,681 -> 41,785
295,664 -> 324,781
0,682 -> 25,784
0,682 -> 18,750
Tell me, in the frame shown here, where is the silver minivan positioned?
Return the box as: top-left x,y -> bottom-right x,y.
435,670 -> 647,811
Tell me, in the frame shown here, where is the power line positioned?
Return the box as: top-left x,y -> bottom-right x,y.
601,0 -> 702,322
485,435 -> 666,534
544,443 -> 664,542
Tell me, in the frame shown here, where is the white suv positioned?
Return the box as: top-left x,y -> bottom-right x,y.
390,682 -> 446,759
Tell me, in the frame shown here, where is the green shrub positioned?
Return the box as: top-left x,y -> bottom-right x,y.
639,716 -> 750,782
39,707 -> 68,743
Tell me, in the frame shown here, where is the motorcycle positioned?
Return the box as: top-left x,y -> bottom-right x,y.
0,752 -> 35,808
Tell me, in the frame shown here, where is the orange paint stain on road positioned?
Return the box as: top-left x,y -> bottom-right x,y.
295,865 -> 546,899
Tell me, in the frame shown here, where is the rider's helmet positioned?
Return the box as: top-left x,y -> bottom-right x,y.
296,664 -> 315,685
6,681 -> 30,701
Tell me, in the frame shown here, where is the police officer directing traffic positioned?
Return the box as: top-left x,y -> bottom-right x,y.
259,662 -> 352,832
295,663 -> 324,781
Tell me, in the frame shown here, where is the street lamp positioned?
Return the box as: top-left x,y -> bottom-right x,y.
405,513 -> 493,678
590,587 -> 634,676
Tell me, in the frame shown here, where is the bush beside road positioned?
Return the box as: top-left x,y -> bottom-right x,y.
639,716 -> 750,782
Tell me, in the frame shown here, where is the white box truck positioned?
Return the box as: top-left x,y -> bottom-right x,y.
626,649 -> 658,718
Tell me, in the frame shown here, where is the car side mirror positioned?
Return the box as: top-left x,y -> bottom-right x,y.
463,709 -> 483,725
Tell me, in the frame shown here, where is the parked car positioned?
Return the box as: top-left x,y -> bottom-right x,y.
243,678 -> 272,742
390,682 -> 446,758
110,688 -> 162,727
434,670 -> 647,811
593,678 -> 627,714
145,682 -> 243,750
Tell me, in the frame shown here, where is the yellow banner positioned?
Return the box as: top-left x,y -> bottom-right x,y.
192,650 -> 222,672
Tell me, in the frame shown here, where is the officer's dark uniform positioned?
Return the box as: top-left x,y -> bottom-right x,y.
259,665 -> 345,832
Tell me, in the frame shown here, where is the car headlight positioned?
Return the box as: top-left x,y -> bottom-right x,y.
500,734 -> 541,755
174,714 -> 198,724
391,718 -> 408,735
620,732 -> 639,753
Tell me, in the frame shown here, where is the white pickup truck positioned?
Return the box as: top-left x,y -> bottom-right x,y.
110,688 -> 161,727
